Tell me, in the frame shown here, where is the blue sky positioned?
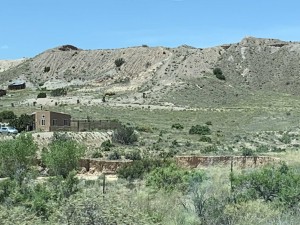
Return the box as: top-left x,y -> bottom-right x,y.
1,0 -> 300,59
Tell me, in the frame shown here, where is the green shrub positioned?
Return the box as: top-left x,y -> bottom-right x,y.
241,147 -> 255,156
146,164 -> 205,192
0,134 -> 37,178
189,125 -> 211,135
0,110 -> 17,122
50,88 -> 67,97
213,68 -> 225,80
101,140 -> 114,151
37,92 -> 47,98
171,123 -> 184,130
108,151 -> 121,160
42,139 -> 85,178
117,158 -> 172,180
124,150 -> 141,160
199,135 -> 212,143
114,58 -> 125,67
202,145 -> 218,154
113,125 -> 138,145
205,121 -> 213,126
136,125 -> 153,133
279,133 -> 291,144
231,163 -> 300,208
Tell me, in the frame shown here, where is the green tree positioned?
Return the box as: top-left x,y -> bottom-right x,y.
0,110 -> 17,122
42,138 -> 85,178
0,134 -> 37,178
113,125 -> 138,145
9,113 -> 33,132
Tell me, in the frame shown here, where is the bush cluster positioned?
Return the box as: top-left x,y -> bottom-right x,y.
37,92 -> 47,98
50,88 -> 67,97
189,125 -> 211,135
114,58 -> 125,67
171,123 -> 184,130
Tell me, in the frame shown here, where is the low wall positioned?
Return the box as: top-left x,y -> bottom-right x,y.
175,156 -> 279,169
79,158 -> 132,174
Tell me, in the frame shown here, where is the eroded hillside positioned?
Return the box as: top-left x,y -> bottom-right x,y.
1,37 -> 300,107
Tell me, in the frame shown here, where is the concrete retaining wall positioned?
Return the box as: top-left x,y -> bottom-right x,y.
175,156 -> 279,169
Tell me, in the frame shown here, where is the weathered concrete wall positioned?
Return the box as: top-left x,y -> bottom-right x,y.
79,158 -> 132,174
79,156 -> 278,174
175,156 -> 279,169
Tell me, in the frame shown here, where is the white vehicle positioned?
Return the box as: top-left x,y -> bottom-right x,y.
0,126 -> 18,135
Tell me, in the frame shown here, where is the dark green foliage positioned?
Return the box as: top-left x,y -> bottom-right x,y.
199,135 -> 212,143
171,123 -> 184,130
101,139 -> 114,151
124,150 -> 141,160
117,158 -> 172,180
50,88 -> 67,97
114,58 -> 125,67
213,68 -> 225,80
0,134 -> 37,178
231,163 -> 300,208
107,151 -> 121,160
205,121 -> 213,126
0,171 -> 79,220
213,67 -> 223,75
242,147 -> 255,156
42,138 -> 85,178
146,164 -> 205,192
43,66 -> 50,73
202,145 -> 218,154
189,125 -> 211,135
9,113 -> 33,132
279,133 -> 292,144
0,110 -> 17,122
113,125 -> 138,145
37,92 -> 47,98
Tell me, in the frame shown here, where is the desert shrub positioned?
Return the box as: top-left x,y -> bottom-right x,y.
241,147 -> 255,156
146,164 -> 205,192
213,68 -> 225,80
107,151 -> 121,160
91,151 -> 103,158
199,135 -> 212,143
171,123 -> 184,130
50,88 -> 67,97
205,121 -> 213,125
117,158 -> 172,180
113,125 -> 138,145
101,140 -> 114,151
42,139 -> 85,178
0,134 -> 37,178
256,145 -> 269,153
231,163 -> 300,208
43,66 -> 50,73
125,150 -> 141,160
279,133 -> 292,144
114,58 -> 125,67
136,125 -> 153,133
189,125 -> 211,135
37,92 -> 47,98
0,110 -> 17,122
202,145 -> 218,154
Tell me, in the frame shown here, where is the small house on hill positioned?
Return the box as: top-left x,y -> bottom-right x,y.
32,111 -> 71,132
8,80 -> 26,90
0,89 -> 6,97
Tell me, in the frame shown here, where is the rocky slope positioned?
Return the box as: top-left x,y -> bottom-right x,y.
1,37 -> 300,107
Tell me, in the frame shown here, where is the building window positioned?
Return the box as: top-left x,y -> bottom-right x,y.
64,119 -> 69,126
52,119 -> 57,126
41,115 -> 45,126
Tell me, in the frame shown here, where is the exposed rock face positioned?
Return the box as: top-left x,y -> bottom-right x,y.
1,37 -> 300,107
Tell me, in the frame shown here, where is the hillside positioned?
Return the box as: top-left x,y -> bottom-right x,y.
1,37 -> 300,107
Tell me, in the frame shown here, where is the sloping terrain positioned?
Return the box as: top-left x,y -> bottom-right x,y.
1,37 -> 300,107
